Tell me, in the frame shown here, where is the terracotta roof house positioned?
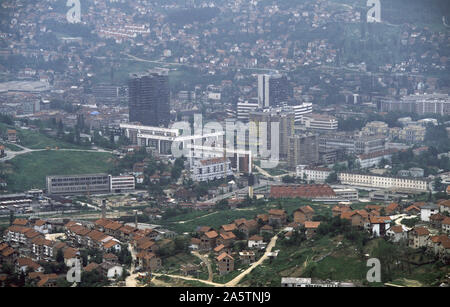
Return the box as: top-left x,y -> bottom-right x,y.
293,206 -> 315,225
216,252 -> 234,275
304,221 -> 321,238
268,209 -> 287,227
409,227 -> 430,249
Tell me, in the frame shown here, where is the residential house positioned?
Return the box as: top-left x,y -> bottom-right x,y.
216,252 -> 234,275
248,235 -> 265,249
304,221 -> 321,238
420,204 -> 439,222
16,257 -> 44,274
370,216 -> 392,237
404,205 -> 420,215
136,251 -> 161,271
429,213 -> 446,228
237,219 -> 258,238
439,200 -> 450,214
216,232 -> 236,247
260,225 -> 274,235
200,230 -> 218,251
386,225 -> 407,243
409,227 -> 430,249
239,251 -> 256,264
341,210 -> 369,228
33,220 -> 52,234
220,223 -> 237,234
385,203 -> 400,215
100,262 -> 123,280
268,209 -> 287,227
189,238 -> 201,250
293,206 -> 315,225
443,217 -> 450,234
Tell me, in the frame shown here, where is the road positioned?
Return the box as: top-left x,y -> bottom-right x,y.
0,142 -> 112,162
151,273 -> 224,287
124,243 -> 142,287
225,232 -> 280,287
254,165 -> 296,180
192,251 -> 213,282
145,232 -> 281,287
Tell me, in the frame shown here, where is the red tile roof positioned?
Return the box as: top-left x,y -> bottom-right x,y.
270,185 -> 335,199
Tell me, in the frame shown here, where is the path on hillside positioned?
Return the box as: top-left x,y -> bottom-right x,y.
225,232 -> 280,287
192,251 -> 213,282
151,273 -> 224,287
143,232 -> 281,287
0,142 -> 112,162
125,243 -> 142,287
173,211 -> 219,224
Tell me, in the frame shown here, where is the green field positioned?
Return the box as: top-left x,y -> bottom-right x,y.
18,129 -> 87,150
4,151 -> 114,192
0,122 -> 87,150
160,198 -> 330,233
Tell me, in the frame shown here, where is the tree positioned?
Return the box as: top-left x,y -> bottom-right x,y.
56,249 -> 64,263
174,236 -> 189,253
9,210 -> 14,226
325,172 -> 338,184
434,177 -> 444,192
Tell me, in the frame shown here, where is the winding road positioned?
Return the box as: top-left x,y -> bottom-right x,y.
142,232 -> 281,287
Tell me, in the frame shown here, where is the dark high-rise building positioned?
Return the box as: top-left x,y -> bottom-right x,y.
288,133 -> 319,170
258,73 -> 290,108
128,71 -> 170,127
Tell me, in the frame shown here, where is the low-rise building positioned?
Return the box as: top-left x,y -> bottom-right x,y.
216,252 -> 234,275
191,158 -> 233,182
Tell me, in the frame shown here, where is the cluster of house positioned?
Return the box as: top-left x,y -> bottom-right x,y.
333,200 -> 450,263
0,216 -> 168,287
64,218 -> 163,272
187,206 -> 324,276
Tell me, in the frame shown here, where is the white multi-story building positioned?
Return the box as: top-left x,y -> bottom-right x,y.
110,175 -> 136,193
357,149 -> 397,168
296,165 -> 332,183
338,173 -> 428,191
333,188 -> 359,201
420,204 -> 439,222
191,158 -> 233,182
301,114 -> 338,131
292,102 -> 313,123
237,99 -> 259,122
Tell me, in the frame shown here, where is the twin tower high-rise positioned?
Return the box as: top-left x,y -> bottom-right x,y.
128,70 -> 170,127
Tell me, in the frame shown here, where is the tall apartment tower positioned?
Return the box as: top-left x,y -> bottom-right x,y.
128,71 -> 170,127
257,73 -> 289,109
248,110 -> 294,160
288,133 -> 319,170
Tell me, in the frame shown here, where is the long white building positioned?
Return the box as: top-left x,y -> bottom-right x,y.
296,166 -> 429,192
338,172 -> 428,191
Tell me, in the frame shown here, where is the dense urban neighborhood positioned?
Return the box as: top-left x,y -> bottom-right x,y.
0,0 -> 449,288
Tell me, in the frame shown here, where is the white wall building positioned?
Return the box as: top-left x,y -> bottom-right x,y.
338,173 -> 428,192
292,103 -> 313,123
301,114 -> 338,131
296,165 -> 331,183
110,175 -> 135,193
237,99 -> 259,122
420,204 -> 439,222
191,158 -> 233,182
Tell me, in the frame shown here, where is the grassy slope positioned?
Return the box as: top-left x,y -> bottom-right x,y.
4,151 -> 113,192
